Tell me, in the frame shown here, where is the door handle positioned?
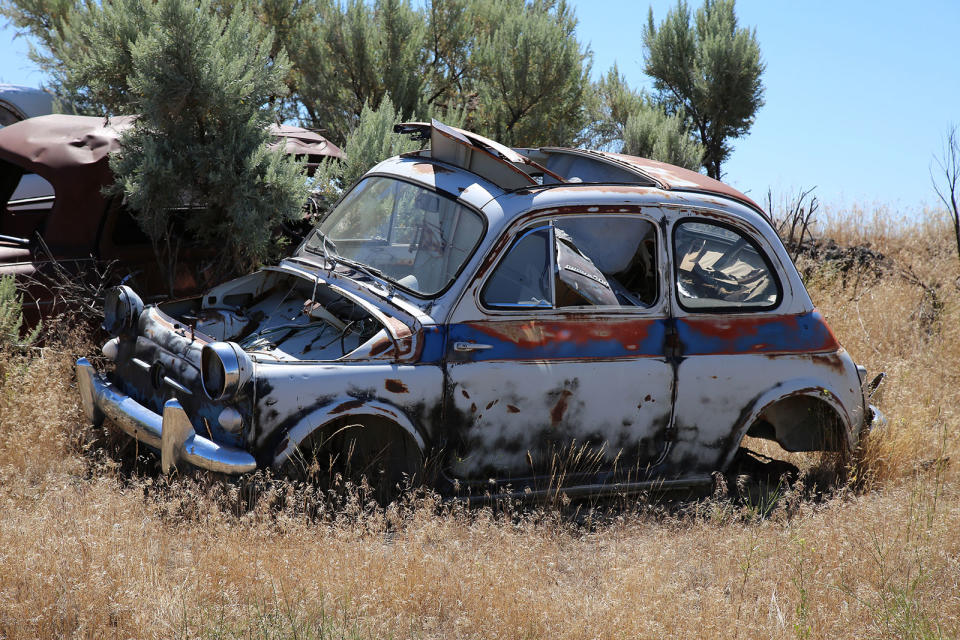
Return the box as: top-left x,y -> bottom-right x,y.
453,341 -> 494,352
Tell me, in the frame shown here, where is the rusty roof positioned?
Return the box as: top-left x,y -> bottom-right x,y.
593,151 -> 762,213
395,120 -> 764,216
0,115 -> 132,251
267,124 -> 343,165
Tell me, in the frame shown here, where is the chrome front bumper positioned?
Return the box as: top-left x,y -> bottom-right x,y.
76,358 -> 257,474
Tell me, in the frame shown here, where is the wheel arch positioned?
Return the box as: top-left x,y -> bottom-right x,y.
718,379 -> 858,472
270,398 -> 426,468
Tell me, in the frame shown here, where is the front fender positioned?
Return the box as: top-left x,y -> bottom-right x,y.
270,397 -> 425,467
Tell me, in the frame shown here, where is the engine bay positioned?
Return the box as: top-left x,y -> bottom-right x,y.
160,270 -> 391,362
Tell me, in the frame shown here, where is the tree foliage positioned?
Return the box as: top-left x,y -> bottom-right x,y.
2,0 -> 309,288
470,0 -> 590,146
0,275 -> 39,348
643,0 -> 764,179
1,0 -> 770,248
107,0 -> 308,290
623,107 -> 703,171
587,64 -> 703,170
2,0 -> 751,165
312,95 -> 420,204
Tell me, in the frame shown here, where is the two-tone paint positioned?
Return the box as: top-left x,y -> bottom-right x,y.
76,146 -> 878,495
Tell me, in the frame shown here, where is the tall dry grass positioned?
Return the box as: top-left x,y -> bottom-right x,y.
1,205 -> 960,639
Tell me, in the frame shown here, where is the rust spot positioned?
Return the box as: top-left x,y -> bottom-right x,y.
506,404 -> 521,413
411,162 -> 453,175
461,388 -> 470,399
470,403 -> 477,413
550,390 -> 573,426
637,402 -> 643,410
329,399 -> 364,415
811,352 -> 848,376
369,338 -> 394,357
385,379 -> 408,393
486,399 -> 498,410
644,394 -> 652,402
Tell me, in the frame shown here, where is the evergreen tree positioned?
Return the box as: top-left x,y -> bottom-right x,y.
585,64 -> 647,149
106,0 -> 308,291
2,0 -> 309,287
312,94 -> 419,204
471,0 -> 591,146
587,64 -> 703,170
622,107 -> 703,171
643,0 -> 764,179
2,0 -> 148,114
294,0 -> 426,146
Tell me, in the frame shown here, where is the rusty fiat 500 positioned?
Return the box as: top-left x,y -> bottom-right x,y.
76,120 -> 884,499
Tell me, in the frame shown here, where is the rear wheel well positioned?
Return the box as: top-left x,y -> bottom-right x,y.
746,394 -> 849,453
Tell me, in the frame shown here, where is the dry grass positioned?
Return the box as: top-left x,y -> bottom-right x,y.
2,206 -> 960,639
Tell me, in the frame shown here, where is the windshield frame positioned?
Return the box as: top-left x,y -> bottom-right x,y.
297,172 -> 489,301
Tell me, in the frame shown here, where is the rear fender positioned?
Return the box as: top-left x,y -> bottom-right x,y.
719,377 -> 857,472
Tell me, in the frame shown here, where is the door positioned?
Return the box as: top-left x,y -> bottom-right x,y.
669,217 -> 812,474
444,211 -> 675,488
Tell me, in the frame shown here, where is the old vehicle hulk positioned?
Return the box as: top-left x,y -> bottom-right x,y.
76,120 -> 884,499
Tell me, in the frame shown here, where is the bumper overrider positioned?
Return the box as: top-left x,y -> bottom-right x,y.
76,357 -> 257,474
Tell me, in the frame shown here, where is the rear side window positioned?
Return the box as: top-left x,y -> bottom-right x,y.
673,220 -> 779,310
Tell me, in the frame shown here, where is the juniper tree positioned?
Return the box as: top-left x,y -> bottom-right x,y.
586,64 -> 703,170
312,94 -> 420,205
470,0 -> 591,146
1,0 -> 149,114
104,0 -> 308,292
291,0 -> 427,146
622,106 -> 703,171
643,0 -> 764,179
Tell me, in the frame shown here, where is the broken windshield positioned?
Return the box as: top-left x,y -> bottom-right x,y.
300,176 -> 485,297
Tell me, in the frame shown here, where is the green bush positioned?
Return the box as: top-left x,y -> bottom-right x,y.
0,275 -> 39,348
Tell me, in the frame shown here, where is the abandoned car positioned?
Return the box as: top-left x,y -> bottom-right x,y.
76,120 -> 884,499
1,114 -> 343,321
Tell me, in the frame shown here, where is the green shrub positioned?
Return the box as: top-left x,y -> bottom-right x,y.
0,275 -> 40,348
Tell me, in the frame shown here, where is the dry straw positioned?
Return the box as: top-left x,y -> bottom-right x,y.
1,207 -> 958,639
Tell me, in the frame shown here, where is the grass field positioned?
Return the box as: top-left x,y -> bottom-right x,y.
1,206 -> 959,639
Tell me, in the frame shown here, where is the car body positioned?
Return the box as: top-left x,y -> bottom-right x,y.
0,84 -> 55,128
76,120 -> 883,499
0,114 -> 342,321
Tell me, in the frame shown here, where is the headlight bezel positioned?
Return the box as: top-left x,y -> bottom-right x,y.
102,285 -> 144,336
201,341 -> 253,401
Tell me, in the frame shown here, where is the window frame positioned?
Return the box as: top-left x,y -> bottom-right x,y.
671,216 -> 783,314
476,210 -> 664,315
479,223 -> 555,310
299,173 -> 489,301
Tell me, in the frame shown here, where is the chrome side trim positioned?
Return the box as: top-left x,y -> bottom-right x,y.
75,358 -> 256,474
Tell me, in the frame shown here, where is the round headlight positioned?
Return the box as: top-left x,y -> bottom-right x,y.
102,285 -> 144,335
201,342 -> 253,401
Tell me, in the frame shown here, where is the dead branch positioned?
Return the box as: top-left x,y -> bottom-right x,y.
768,186 -> 819,259
931,124 -> 960,263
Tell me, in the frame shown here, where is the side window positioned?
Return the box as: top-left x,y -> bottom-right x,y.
673,221 -> 779,310
481,226 -> 552,308
554,217 -> 658,308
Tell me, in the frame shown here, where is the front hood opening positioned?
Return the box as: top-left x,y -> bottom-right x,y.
159,266 -> 419,363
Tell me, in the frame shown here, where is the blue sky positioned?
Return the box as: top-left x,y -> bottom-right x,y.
2,0 -> 958,211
